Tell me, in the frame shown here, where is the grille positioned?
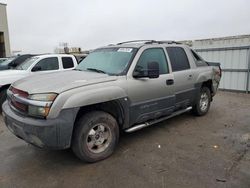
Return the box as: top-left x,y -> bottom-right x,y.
9,87 -> 29,113
10,86 -> 29,98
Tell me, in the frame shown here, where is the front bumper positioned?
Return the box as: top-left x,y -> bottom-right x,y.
2,101 -> 79,150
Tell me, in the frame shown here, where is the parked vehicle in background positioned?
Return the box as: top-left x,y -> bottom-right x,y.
74,53 -> 89,63
0,54 -> 36,70
2,40 -> 221,162
0,58 -> 8,64
0,57 -> 16,70
9,54 -> 36,69
0,54 -> 78,111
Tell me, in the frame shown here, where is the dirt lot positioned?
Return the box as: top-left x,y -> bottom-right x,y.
0,91 -> 250,188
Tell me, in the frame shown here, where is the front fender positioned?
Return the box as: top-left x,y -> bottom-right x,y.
48,86 -> 128,118
63,86 -> 128,108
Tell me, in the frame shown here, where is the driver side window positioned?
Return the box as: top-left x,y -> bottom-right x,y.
32,57 -> 59,72
135,48 -> 169,75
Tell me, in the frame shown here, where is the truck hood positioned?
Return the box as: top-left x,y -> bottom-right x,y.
12,70 -> 118,94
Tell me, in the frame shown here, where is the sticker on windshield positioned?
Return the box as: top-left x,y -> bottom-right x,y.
117,48 -> 133,53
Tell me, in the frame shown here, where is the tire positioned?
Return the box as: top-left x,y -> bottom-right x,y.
72,111 -> 119,163
192,87 -> 211,116
0,89 -> 7,113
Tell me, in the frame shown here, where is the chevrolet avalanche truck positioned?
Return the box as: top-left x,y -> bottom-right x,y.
2,40 -> 221,163
0,54 -> 78,112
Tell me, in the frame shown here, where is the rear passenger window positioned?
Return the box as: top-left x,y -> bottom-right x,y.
166,47 -> 190,72
135,48 -> 168,74
191,50 -> 202,61
191,50 -> 208,67
62,57 -> 74,69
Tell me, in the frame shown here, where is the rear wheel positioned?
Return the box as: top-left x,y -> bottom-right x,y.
72,111 -> 119,163
0,89 -> 7,113
192,87 -> 211,116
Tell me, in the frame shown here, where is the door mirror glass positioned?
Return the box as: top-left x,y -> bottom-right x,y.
133,65 -> 144,78
133,61 -> 159,79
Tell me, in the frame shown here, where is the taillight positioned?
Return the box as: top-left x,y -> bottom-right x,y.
215,69 -> 221,77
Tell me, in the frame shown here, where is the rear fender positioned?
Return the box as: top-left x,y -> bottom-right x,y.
195,69 -> 219,96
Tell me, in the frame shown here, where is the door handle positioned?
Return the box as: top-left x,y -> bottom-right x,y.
166,79 -> 174,85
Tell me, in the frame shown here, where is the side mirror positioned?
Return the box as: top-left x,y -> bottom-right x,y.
32,66 -> 42,72
133,62 -> 160,79
147,61 -> 159,79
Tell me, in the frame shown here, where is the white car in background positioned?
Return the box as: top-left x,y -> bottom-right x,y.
0,58 -> 8,64
0,54 -> 78,111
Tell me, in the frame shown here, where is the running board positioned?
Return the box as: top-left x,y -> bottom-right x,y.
125,107 -> 192,133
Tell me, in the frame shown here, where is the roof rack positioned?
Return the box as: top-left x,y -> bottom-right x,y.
152,40 -> 182,45
116,40 -> 182,45
116,40 -> 156,45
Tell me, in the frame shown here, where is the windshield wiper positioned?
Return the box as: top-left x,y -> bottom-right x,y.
86,68 -> 106,74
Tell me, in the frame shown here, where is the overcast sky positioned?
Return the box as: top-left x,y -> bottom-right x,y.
1,0 -> 250,54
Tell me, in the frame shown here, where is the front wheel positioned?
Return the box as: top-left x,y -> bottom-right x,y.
192,87 -> 211,116
72,111 -> 119,163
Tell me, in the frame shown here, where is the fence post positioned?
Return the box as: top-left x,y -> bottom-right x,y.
246,48 -> 250,93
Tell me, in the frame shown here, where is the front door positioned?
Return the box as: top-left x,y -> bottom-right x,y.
127,47 -> 175,125
30,57 -> 60,74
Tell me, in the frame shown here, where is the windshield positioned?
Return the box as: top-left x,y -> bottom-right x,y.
76,47 -> 137,75
16,57 -> 39,70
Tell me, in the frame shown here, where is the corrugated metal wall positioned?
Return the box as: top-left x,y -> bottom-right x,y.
189,35 -> 250,93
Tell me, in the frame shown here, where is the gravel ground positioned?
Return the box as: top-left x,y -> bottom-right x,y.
0,91 -> 250,188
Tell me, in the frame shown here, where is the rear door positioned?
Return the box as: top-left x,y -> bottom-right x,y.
127,47 -> 175,125
166,47 -> 196,109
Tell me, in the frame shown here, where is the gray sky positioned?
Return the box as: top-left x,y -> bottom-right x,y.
1,0 -> 250,54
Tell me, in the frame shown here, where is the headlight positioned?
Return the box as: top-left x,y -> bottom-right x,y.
28,106 -> 51,117
27,93 -> 58,117
28,93 -> 58,101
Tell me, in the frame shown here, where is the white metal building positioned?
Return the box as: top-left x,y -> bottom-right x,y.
0,3 -> 11,57
187,35 -> 250,93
